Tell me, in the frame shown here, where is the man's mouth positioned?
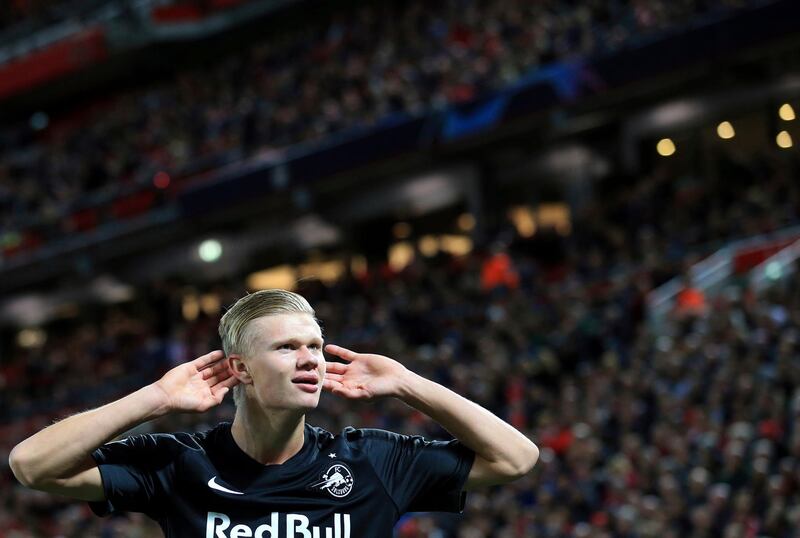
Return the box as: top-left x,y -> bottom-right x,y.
292,375 -> 319,393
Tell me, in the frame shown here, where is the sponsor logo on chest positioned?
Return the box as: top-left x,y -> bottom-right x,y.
206,512 -> 351,538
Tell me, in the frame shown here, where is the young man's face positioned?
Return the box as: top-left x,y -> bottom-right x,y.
240,313 -> 325,411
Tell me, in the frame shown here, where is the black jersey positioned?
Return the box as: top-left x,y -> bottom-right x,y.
89,422 -> 474,537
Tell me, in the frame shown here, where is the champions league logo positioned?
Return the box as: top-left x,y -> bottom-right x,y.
308,463 -> 354,498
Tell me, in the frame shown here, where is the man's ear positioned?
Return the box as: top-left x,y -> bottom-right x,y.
227,354 -> 252,385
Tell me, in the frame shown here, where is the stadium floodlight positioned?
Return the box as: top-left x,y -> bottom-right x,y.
17,328 -> 46,349
656,138 -> 676,156
716,121 -> 735,139
776,131 -> 793,149
198,239 -> 223,262
392,222 -> 411,239
457,213 -> 476,232
779,104 -> 795,121
247,265 -> 296,291
388,242 -> 414,271
765,261 -> 782,280
418,235 -> 438,257
507,206 -> 536,238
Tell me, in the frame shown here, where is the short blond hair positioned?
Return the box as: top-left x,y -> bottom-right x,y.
219,289 -> 316,406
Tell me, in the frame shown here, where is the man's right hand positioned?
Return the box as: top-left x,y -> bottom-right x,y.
153,350 -> 240,414
9,350 -> 239,501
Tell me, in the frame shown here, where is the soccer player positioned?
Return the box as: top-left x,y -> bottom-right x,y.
9,290 -> 539,537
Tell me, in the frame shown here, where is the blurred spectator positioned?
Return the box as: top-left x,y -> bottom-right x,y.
481,244 -> 520,292
675,272 -> 708,318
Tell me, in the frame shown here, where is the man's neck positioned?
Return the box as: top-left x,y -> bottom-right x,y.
230,401 -> 306,465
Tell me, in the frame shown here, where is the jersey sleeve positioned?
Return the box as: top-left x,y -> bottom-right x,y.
88,433 -> 178,518
351,428 -> 475,514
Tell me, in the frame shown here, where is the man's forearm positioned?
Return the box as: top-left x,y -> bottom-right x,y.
396,371 -> 538,478
9,384 -> 169,488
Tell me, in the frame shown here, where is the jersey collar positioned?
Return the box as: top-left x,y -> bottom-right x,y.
219,422 -> 318,479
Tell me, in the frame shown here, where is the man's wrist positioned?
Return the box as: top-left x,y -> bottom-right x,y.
138,384 -> 174,420
394,369 -> 425,404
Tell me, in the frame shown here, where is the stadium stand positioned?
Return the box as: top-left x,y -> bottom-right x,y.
3,143 -> 800,535
0,0 -> 759,238
2,0 -> 799,536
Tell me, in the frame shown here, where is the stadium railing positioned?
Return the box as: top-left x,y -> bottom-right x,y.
647,224 -> 800,326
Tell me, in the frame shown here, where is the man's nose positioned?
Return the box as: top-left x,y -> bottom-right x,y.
297,345 -> 319,368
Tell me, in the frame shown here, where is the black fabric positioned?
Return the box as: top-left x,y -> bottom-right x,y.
88,422 -> 474,537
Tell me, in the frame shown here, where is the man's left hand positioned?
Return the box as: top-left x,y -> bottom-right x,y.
323,344 -> 409,400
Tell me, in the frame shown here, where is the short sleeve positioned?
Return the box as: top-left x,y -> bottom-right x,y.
88,434 -> 177,517
351,428 -> 475,514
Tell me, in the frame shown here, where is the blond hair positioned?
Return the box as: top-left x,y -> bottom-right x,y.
218,289 -> 316,406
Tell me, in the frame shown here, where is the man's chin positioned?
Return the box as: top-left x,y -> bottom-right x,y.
254,393 -> 321,412
297,394 -> 321,410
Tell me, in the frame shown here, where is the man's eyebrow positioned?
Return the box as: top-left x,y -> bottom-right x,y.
270,337 -> 324,347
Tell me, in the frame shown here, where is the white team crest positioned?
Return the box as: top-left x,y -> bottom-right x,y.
308,463 -> 354,498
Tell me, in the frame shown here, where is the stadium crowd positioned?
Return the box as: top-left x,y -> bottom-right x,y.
2,0 -> 798,535
0,0 -> 757,237
2,143 -> 799,536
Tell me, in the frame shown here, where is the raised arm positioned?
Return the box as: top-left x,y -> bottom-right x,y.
323,345 -> 539,490
8,350 -> 238,501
